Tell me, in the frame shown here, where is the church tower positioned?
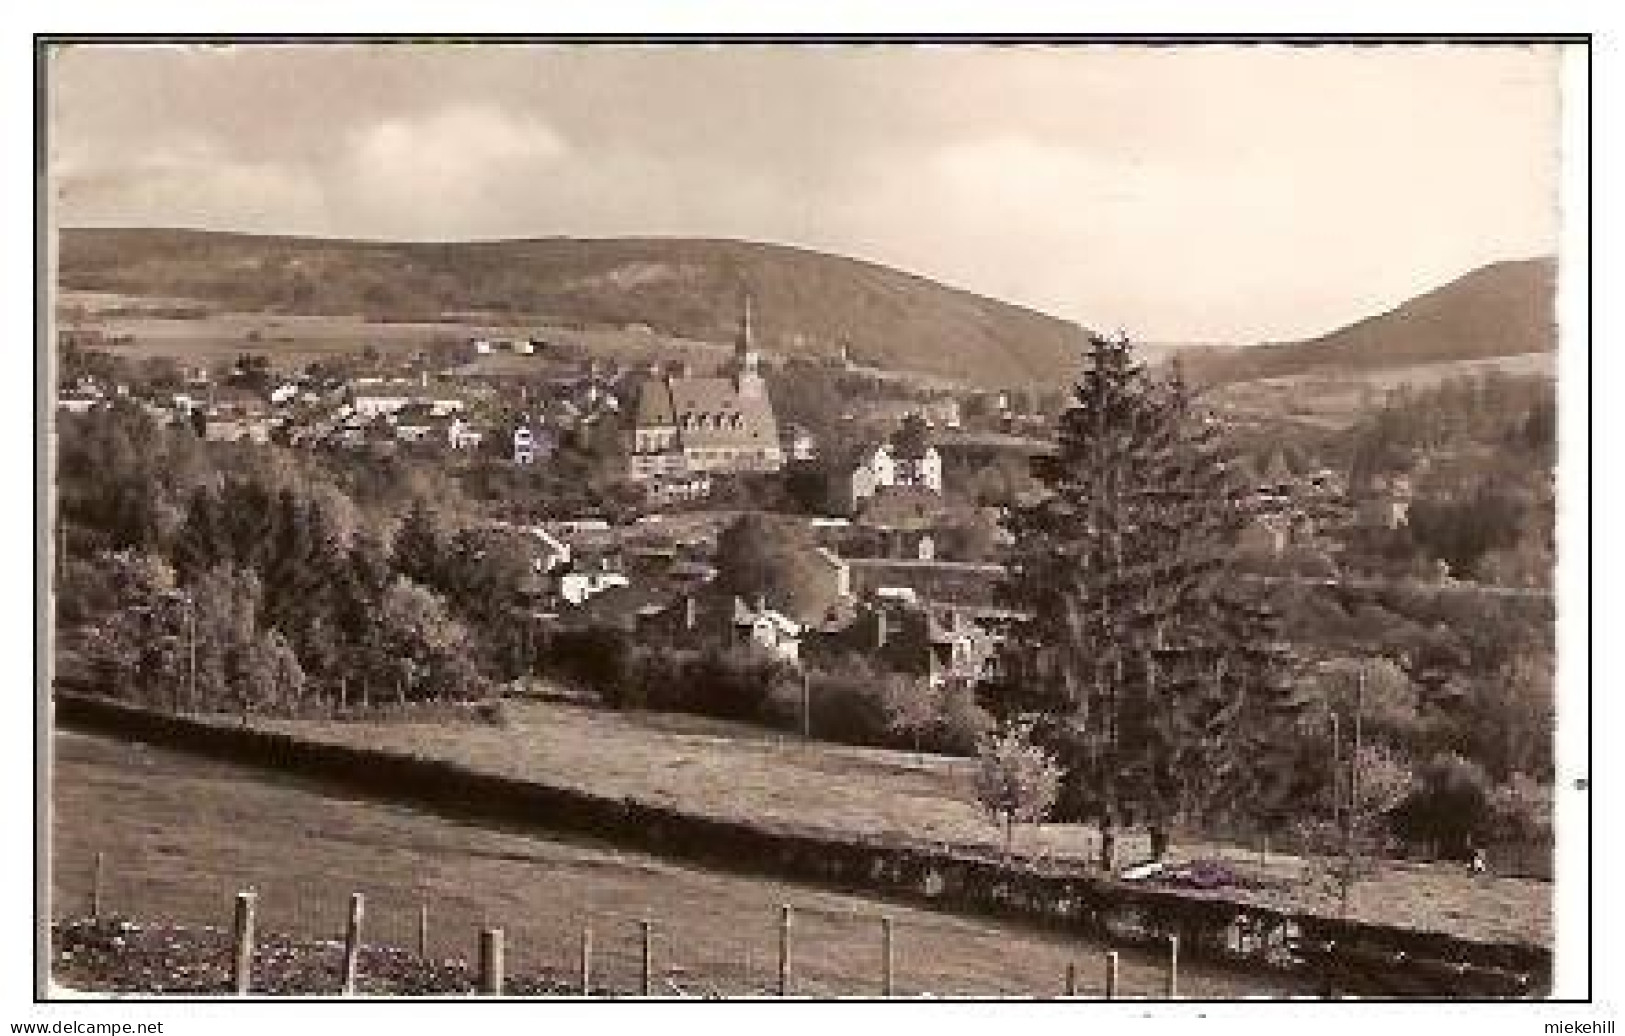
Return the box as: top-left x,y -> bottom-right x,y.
735,288 -> 765,396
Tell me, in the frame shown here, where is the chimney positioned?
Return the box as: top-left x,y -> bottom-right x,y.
875,607 -> 889,648
684,595 -> 697,631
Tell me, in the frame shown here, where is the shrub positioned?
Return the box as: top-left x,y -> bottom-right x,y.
806,662 -> 891,746
1390,751 -> 1494,858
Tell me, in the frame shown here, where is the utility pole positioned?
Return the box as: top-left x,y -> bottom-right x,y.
186,594 -> 197,713
1339,664 -> 1366,917
800,666 -> 811,740
1330,711 -> 1341,839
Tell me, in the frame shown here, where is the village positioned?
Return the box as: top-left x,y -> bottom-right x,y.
55,292 -> 1429,707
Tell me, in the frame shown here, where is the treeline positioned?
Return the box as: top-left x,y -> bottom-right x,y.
55,403 -> 529,718
537,627 -> 995,756
1236,372 -> 1556,586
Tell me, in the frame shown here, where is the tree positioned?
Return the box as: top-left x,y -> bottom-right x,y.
75,552 -> 182,705
242,628 -> 307,719
713,512 -> 830,621
1390,751 -> 1494,859
937,678 -> 995,754
1468,653 -> 1555,781
189,563 -> 265,715
996,333 -> 1302,866
879,673 -> 940,756
1309,656 -> 1422,749
378,576 -> 485,703
974,718 -> 1063,859
1344,742 -> 1417,847
392,498 -> 447,591
892,413 -> 931,462
1489,772 -> 1554,846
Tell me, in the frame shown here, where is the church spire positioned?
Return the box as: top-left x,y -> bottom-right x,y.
735,286 -> 763,394
739,287 -> 754,358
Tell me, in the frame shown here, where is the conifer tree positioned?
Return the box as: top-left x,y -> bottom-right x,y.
392,497 -> 447,591
996,333 -> 1301,867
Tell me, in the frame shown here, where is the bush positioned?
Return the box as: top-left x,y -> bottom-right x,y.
936,680 -> 995,754
1390,751 -> 1494,859
1488,772 -> 1554,845
648,646 -> 781,723
541,626 -> 634,704
805,661 -> 891,746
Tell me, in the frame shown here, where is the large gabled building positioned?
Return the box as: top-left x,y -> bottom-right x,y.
629,293 -> 785,482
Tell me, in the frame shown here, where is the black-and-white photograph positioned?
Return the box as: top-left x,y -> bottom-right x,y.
33,35 -> 1587,1013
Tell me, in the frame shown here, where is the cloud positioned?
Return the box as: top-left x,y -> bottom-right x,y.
56,134 -> 330,235
336,104 -> 570,237
47,44 -> 1563,341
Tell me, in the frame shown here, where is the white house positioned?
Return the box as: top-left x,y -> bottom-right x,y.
529,526 -> 573,573
269,383 -> 303,406
447,417 -> 484,451
352,392 -> 413,418
733,598 -> 803,665
513,426 -> 537,465
559,570 -> 630,606
845,442 -> 944,511
56,391 -> 103,414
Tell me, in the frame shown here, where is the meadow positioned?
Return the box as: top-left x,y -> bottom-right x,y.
250,699 -> 1551,948
51,730 -> 1309,998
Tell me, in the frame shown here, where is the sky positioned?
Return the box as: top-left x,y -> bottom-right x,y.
48,43 -> 1563,342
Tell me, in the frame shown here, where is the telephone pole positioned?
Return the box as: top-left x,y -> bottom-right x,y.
1339,664 -> 1366,917
800,665 -> 811,740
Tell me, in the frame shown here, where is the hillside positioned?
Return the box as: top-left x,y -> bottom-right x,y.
57,228 -> 1087,387
1180,258 -> 1557,386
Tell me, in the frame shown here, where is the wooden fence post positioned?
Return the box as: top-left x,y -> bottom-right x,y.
579,924 -> 593,996
1065,961 -> 1078,997
1104,950 -> 1120,999
417,903 -> 429,960
881,915 -> 894,998
90,852 -> 105,920
640,919 -> 654,996
232,891 -> 257,996
479,927 -> 505,995
778,904 -> 793,997
340,892 -> 365,995
1165,934 -> 1180,1000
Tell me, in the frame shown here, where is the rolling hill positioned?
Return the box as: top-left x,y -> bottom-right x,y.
56,228 -> 1088,388
1179,257 -> 1558,386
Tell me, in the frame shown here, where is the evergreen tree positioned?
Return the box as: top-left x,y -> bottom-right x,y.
173,487 -> 229,583
392,497 -> 447,591
995,333 -> 1301,866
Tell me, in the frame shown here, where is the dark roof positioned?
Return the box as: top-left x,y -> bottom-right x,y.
636,374 -> 780,449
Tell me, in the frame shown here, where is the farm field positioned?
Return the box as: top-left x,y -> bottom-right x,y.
1208,352 -> 1557,430
251,699 -> 1552,948
49,731 -> 1308,998
57,292 -> 734,372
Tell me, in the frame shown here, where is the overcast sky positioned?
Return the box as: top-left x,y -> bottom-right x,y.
49,43 -> 1562,342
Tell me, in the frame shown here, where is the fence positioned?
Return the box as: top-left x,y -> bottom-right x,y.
53,692 -> 1552,998
56,854 -> 1206,999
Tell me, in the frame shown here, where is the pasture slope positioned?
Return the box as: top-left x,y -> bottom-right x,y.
52,729 -> 1303,998
52,692 -> 1551,998
247,697 -> 1552,950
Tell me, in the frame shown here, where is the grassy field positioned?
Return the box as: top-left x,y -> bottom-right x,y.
50,731 -> 1310,998
250,699 -> 1552,948
1208,352 -> 1556,431
58,292 -> 734,373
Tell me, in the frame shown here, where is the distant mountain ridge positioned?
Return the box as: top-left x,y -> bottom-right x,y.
1180,258 -> 1557,385
57,228 -> 1088,388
